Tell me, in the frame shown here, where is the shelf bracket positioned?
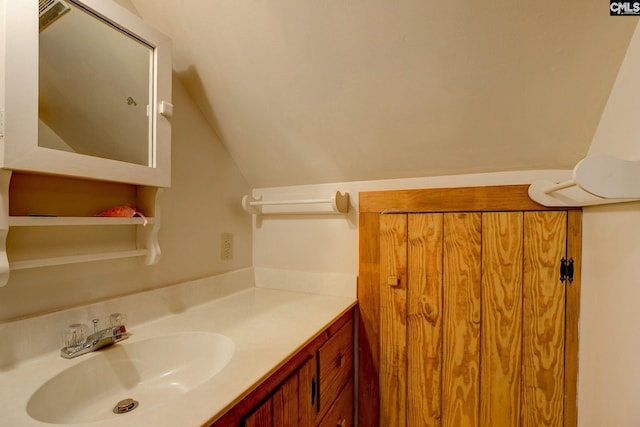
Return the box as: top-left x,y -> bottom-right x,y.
137,186 -> 162,265
0,169 -> 11,286
528,154 -> 640,207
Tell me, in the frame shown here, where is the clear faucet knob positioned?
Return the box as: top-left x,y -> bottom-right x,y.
63,323 -> 88,348
109,313 -> 126,328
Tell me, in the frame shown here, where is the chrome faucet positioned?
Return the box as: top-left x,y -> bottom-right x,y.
60,314 -> 129,359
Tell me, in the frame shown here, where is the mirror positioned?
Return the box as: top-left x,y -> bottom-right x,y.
39,0 -> 153,166
1,0 -> 172,187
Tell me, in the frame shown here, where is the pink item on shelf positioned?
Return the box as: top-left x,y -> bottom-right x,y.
95,206 -> 147,226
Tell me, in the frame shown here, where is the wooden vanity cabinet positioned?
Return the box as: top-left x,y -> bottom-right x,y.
317,378 -> 354,427
207,308 -> 355,427
316,318 -> 354,426
243,357 -> 315,427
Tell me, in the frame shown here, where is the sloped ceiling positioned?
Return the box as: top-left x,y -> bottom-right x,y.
129,0 -> 638,188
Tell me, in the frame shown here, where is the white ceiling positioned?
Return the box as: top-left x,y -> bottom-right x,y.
128,0 -> 638,188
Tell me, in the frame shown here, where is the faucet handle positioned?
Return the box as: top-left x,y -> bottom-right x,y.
109,312 -> 127,329
109,313 -> 128,341
63,323 -> 88,349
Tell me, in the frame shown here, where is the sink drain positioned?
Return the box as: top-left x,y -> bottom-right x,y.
113,398 -> 139,414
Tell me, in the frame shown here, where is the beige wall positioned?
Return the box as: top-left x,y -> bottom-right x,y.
0,75 -> 252,321
579,203 -> 640,426
0,0 -> 4,115
578,21 -> 640,427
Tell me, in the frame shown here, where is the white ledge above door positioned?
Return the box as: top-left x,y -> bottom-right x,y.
528,154 -> 640,207
242,191 -> 350,215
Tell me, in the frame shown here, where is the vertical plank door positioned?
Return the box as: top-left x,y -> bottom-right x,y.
441,213 -> 482,427
522,211 -> 567,427
361,186 -> 579,427
379,214 -> 408,426
480,212 -> 524,426
407,214 -> 443,427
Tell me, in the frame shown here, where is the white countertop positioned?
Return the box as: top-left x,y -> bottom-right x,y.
0,286 -> 357,426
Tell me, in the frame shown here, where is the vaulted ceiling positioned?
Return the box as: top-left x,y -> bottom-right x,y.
128,0 -> 638,188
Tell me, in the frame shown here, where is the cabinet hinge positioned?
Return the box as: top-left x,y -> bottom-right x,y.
560,258 -> 574,283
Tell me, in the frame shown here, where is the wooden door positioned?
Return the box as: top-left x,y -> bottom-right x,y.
379,210 -> 575,427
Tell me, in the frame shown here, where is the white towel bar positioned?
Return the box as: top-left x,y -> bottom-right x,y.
242,191 -> 349,215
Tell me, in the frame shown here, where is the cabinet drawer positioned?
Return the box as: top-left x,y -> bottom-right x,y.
318,379 -> 354,427
318,317 -> 353,416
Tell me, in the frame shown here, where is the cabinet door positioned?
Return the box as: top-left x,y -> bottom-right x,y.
249,356 -> 315,427
297,357 -> 317,427
243,398 -> 272,427
380,211 -> 576,427
272,371 -> 298,427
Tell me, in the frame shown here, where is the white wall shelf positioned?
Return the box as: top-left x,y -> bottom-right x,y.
0,170 -> 163,287
10,250 -> 149,271
528,154 -> 640,207
8,217 -> 154,226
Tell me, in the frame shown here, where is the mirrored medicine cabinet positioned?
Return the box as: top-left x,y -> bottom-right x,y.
0,1 -> 172,287
2,0 -> 172,187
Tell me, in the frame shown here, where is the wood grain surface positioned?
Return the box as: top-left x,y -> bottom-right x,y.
379,214 -> 408,426
243,397 -> 272,427
359,185 -> 568,214
358,186 -> 580,427
522,211 -> 566,427
408,213 -> 443,427
480,212 -> 523,426
442,213 -> 482,427
273,371 -> 299,427
357,213 -> 380,427
563,211 -> 581,427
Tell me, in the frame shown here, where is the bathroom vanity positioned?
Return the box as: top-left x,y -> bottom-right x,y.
208,306 -> 354,426
0,270 -> 357,426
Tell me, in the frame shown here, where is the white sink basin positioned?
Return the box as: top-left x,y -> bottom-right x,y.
26,332 -> 235,424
